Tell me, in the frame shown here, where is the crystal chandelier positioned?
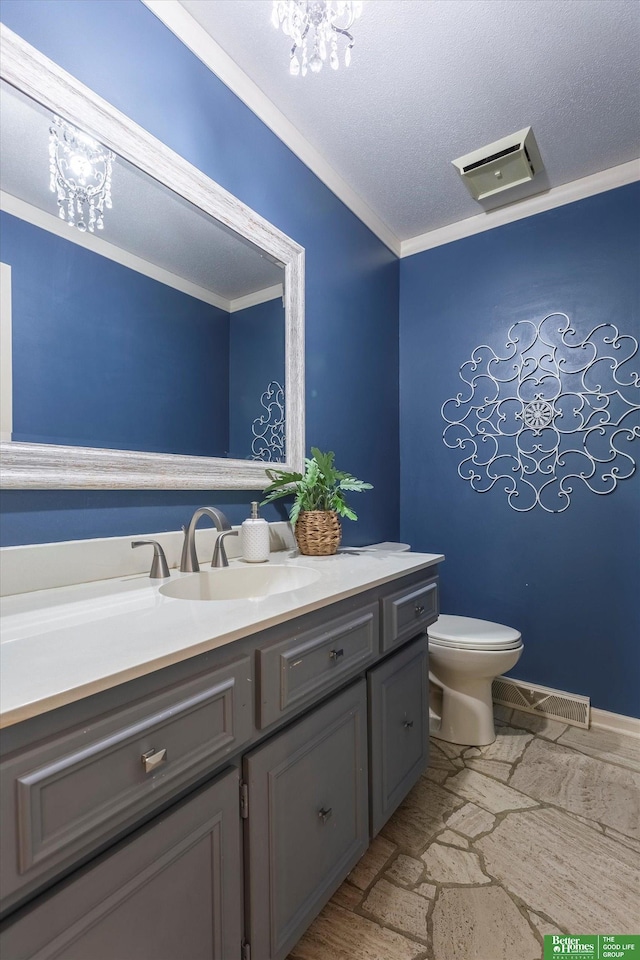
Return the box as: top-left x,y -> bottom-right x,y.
49,116 -> 114,233
271,1 -> 363,76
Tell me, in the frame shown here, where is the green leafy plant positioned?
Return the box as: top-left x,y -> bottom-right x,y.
261,447 -> 373,525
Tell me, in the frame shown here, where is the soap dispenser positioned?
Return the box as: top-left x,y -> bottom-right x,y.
241,501 -> 270,563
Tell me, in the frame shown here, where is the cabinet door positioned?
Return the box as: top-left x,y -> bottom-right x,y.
0,768 -> 242,960
244,681 -> 368,960
368,637 -> 429,836
1,654 -> 252,913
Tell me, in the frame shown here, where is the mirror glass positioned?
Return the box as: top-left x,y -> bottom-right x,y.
0,79 -> 288,464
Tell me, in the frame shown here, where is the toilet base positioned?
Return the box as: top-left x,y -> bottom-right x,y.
432,674 -> 497,746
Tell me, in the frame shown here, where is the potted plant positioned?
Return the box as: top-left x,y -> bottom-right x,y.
261,447 -> 373,556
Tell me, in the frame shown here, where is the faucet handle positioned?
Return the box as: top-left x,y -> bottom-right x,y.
132,540 -> 171,579
212,530 -> 239,568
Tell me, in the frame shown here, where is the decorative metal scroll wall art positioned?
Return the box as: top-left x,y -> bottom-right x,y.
251,381 -> 285,462
441,314 -> 640,512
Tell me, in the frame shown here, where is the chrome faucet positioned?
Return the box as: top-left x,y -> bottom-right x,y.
180,506 -> 232,573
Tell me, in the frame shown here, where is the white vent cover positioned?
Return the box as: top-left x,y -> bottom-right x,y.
452,127 -> 543,201
492,676 -> 590,728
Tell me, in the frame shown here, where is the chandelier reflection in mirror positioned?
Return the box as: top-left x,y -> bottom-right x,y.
271,1 -> 363,76
49,116 -> 114,233
441,314 -> 640,513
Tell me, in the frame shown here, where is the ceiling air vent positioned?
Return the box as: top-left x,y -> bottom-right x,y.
452,127 -> 543,201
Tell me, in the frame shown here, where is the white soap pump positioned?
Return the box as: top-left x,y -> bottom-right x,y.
241,501 -> 270,563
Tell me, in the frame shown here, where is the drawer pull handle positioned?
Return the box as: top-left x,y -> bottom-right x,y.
318,806 -> 333,823
403,719 -> 414,729
415,604 -> 425,616
329,648 -> 344,662
141,748 -> 167,774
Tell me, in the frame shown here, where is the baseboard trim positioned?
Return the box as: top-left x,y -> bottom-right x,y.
590,708 -> 640,739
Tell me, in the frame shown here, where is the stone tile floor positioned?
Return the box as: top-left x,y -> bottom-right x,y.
288,707 -> 640,960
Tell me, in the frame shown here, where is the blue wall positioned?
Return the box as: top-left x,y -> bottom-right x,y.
1,211 -> 230,456
0,0 -> 399,546
399,183 -> 640,716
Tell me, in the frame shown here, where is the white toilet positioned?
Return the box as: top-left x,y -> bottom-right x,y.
427,614 -> 523,746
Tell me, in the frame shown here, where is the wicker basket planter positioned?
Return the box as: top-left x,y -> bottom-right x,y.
294,510 -> 342,556
262,448 -> 371,556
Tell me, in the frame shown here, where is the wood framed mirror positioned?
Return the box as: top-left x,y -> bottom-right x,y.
0,26 -> 304,489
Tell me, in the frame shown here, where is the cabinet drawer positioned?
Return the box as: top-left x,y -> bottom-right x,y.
381,576 -> 438,651
0,768 -> 242,960
1,655 -> 252,911
257,604 -> 378,729
245,681 -> 368,960
368,637 -> 429,836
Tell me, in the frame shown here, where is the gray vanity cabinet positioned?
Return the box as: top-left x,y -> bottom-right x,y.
0,767 -> 243,960
243,680 -> 369,960
368,636 -> 430,836
0,566 -> 440,960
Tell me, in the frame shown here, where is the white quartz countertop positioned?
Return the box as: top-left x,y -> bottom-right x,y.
0,548 -> 443,728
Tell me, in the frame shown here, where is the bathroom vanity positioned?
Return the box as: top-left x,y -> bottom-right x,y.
0,549 -> 441,960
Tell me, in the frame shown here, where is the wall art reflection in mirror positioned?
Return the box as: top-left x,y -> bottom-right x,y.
251,381 -> 285,462
0,26 -> 304,489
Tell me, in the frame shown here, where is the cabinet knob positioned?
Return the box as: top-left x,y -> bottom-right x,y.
329,648 -> 344,662
403,719 -> 414,729
415,604 -> 425,616
141,747 -> 167,774
318,806 -> 333,823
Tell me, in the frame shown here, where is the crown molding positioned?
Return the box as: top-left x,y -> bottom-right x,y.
400,159 -> 640,259
142,0 -> 402,257
229,283 -> 283,313
142,3 -> 638,262
1,191 -> 231,310
1,190 -> 281,311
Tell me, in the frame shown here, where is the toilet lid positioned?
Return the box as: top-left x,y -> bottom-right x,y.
428,614 -> 522,651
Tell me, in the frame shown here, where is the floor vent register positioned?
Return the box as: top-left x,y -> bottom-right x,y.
492,677 -> 590,728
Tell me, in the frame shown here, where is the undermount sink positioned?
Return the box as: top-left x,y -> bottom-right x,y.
159,564 -> 321,602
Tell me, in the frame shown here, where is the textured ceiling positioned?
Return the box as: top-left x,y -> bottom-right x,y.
178,0 -> 640,243
0,80 -> 283,302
